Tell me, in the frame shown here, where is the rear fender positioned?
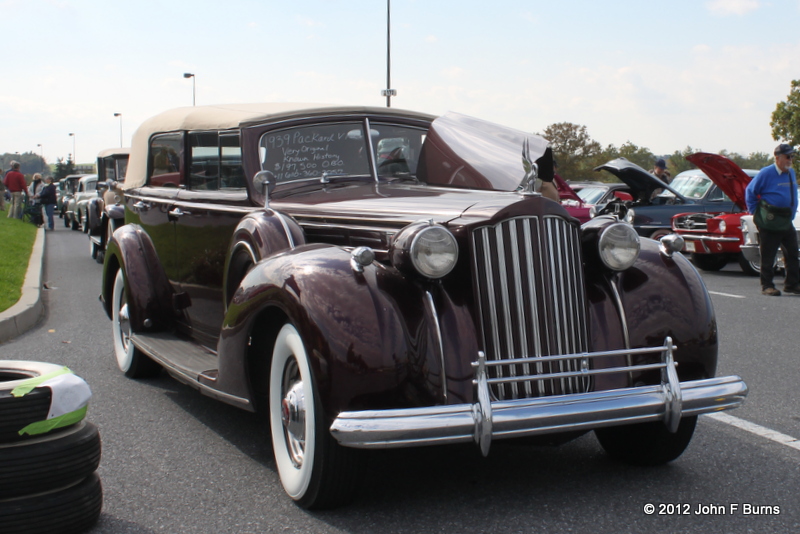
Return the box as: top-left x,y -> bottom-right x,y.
101,223 -> 175,331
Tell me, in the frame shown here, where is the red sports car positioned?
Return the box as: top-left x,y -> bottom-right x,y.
671,153 -> 758,275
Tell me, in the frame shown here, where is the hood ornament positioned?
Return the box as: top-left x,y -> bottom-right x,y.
519,138 -> 540,196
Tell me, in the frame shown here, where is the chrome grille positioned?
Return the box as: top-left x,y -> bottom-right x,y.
472,216 -> 589,400
673,213 -> 713,231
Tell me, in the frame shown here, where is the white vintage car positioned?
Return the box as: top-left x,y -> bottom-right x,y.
740,188 -> 800,270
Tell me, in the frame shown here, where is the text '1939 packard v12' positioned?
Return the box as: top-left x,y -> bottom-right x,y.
100,104 -> 748,508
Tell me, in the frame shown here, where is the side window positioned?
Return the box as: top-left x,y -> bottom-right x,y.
189,132 -> 220,190
187,132 -> 244,191
707,184 -> 729,202
220,134 -> 244,189
117,158 -> 128,183
103,158 -> 116,182
371,124 -> 426,179
260,122 -> 370,182
148,133 -> 182,187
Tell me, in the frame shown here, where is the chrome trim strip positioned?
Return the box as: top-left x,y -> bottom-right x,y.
424,291 -> 448,403
608,275 -> 632,373
364,117 -> 379,183
298,220 -> 401,234
274,212 -> 296,249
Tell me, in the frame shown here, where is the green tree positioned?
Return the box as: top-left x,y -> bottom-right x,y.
539,122 -> 603,181
1,152 -> 47,177
771,79 -> 800,146
719,150 -> 771,171
665,146 -> 701,177
54,156 -> 76,180
615,142 -> 656,170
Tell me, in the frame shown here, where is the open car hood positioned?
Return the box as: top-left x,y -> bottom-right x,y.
419,112 -> 554,191
593,158 -> 685,202
685,152 -> 751,210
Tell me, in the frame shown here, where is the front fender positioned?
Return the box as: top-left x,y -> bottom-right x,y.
217,244 -> 453,415
101,223 -> 174,331
106,203 -> 124,220
617,238 -> 717,379
221,209 -> 305,308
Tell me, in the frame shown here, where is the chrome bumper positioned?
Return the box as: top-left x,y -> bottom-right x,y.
329,338 -> 748,456
679,233 -> 740,243
740,243 -> 760,263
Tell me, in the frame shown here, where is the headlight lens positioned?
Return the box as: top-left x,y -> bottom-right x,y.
410,226 -> 459,278
598,223 -> 640,271
624,208 -> 635,224
718,220 -> 727,233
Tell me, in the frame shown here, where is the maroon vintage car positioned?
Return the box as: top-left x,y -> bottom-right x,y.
671,153 -> 758,275
101,104 -> 747,509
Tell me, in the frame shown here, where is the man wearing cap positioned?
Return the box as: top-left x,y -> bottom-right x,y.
649,158 -> 672,199
745,144 -> 800,296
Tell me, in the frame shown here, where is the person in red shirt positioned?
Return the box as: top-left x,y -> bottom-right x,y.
4,161 -> 27,219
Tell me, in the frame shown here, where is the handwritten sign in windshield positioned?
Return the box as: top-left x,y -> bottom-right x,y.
262,125 -> 368,181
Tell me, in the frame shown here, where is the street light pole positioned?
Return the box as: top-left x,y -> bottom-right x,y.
114,113 -> 123,147
37,144 -> 44,173
68,133 -> 76,166
183,73 -> 196,106
381,0 -> 396,107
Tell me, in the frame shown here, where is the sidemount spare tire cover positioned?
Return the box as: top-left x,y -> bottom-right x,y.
0,361 -> 92,443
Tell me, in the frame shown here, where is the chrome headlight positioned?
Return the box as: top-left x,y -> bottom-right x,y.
411,226 -> 458,278
624,208 -> 635,224
598,223 -> 640,271
390,222 -> 459,279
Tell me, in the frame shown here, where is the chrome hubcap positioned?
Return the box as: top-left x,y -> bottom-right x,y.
118,302 -> 131,351
281,376 -> 306,468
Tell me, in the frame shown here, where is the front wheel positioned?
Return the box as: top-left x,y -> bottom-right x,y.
595,415 -> 697,466
649,229 -> 671,240
738,253 -> 760,277
111,269 -> 160,378
692,253 -> 728,271
269,323 -> 364,509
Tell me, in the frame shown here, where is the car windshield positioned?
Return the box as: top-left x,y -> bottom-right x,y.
576,186 -> 608,204
259,121 -> 426,184
670,174 -> 713,200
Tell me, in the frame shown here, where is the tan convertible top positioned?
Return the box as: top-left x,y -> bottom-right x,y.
97,147 -> 130,159
125,103 -> 435,189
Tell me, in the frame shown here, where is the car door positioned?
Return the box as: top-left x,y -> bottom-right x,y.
124,132 -> 183,293
173,131 -> 255,348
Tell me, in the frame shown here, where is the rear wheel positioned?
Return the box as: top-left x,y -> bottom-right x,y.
595,416 -> 697,466
111,269 -> 160,379
691,253 -> 728,271
269,323 -> 364,509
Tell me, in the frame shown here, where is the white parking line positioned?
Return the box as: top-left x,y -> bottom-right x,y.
708,291 -> 746,299
706,412 -> 800,451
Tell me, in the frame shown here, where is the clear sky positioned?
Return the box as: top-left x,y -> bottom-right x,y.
1,0 -> 798,167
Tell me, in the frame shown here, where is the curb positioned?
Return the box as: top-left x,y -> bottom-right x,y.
0,227 -> 45,344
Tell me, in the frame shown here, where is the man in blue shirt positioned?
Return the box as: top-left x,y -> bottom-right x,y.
745,144 -> 800,296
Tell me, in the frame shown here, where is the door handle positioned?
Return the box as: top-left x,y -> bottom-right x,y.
168,207 -> 191,218
133,201 -> 151,211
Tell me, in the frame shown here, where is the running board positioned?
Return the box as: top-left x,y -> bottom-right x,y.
130,331 -> 251,410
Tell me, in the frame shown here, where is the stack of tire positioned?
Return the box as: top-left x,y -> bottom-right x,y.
0,361 -> 102,534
